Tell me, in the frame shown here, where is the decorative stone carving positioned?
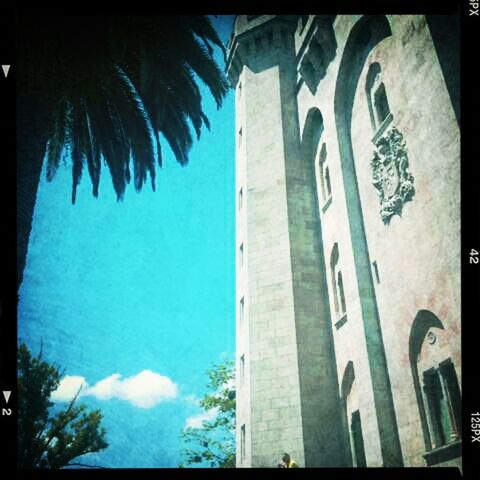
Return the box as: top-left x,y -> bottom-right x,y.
371,126 -> 415,224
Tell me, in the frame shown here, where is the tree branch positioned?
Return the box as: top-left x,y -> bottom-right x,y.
33,385 -> 84,466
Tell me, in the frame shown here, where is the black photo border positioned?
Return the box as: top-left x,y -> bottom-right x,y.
1,1 -> 478,479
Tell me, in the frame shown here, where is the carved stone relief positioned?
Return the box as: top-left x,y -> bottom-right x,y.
371,126 -> 415,224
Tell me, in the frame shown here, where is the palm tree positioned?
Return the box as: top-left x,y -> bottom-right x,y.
16,14 -> 230,289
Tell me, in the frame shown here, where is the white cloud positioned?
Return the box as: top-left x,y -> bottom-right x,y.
87,373 -> 122,400
51,375 -> 88,401
185,408 -> 218,428
51,370 -> 178,409
184,394 -> 200,406
110,370 -> 178,408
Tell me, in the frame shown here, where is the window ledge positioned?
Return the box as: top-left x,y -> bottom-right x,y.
322,196 -> 332,214
372,112 -> 394,145
423,439 -> 462,466
334,313 -> 348,330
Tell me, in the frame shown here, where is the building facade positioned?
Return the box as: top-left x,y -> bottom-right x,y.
227,15 -> 461,468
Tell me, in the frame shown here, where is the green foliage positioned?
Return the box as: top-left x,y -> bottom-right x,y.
17,343 -> 108,469
179,360 -> 235,468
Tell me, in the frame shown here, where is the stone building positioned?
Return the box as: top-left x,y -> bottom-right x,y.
226,14 -> 460,468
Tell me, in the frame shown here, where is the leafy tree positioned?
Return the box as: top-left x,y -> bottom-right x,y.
16,14 -> 230,288
18,343 -> 108,469
179,360 -> 235,468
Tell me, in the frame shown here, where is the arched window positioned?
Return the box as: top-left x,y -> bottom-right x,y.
340,361 -> 367,467
317,142 -> 332,208
365,62 -> 391,132
330,243 -> 347,328
239,297 -> 245,324
330,243 -> 340,314
240,354 -> 245,387
351,410 -> 367,467
374,83 -> 390,125
409,311 -> 461,465
303,109 -> 333,213
240,424 -> 246,462
422,360 -> 461,447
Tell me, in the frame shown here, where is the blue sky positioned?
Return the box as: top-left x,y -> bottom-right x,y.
18,15 -> 236,468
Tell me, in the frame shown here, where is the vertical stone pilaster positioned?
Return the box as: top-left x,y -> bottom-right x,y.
228,15 -> 348,468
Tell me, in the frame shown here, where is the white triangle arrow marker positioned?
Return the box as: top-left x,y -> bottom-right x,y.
3,391 -> 11,404
2,65 -> 10,78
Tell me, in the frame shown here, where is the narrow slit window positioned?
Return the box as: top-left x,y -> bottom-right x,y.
240,297 -> 244,324
325,165 -> 332,198
240,354 -> 245,386
372,261 -> 380,284
330,243 -> 340,315
240,424 -> 246,461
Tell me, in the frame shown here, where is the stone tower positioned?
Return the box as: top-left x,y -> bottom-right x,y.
226,15 -> 349,468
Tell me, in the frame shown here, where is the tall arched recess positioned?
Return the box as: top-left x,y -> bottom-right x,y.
299,106 -> 350,467
301,108 -> 324,160
333,15 -> 403,466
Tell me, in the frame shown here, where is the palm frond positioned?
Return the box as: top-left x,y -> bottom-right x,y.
175,37 -> 229,109
46,101 -> 69,181
161,105 -> 194,166
83,111 -> 102,198
85,77 -> 131,201
70,101 -> 86,204
181,16 -> 227,62
112,66 -> 157,192
18,14 -> 230,202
